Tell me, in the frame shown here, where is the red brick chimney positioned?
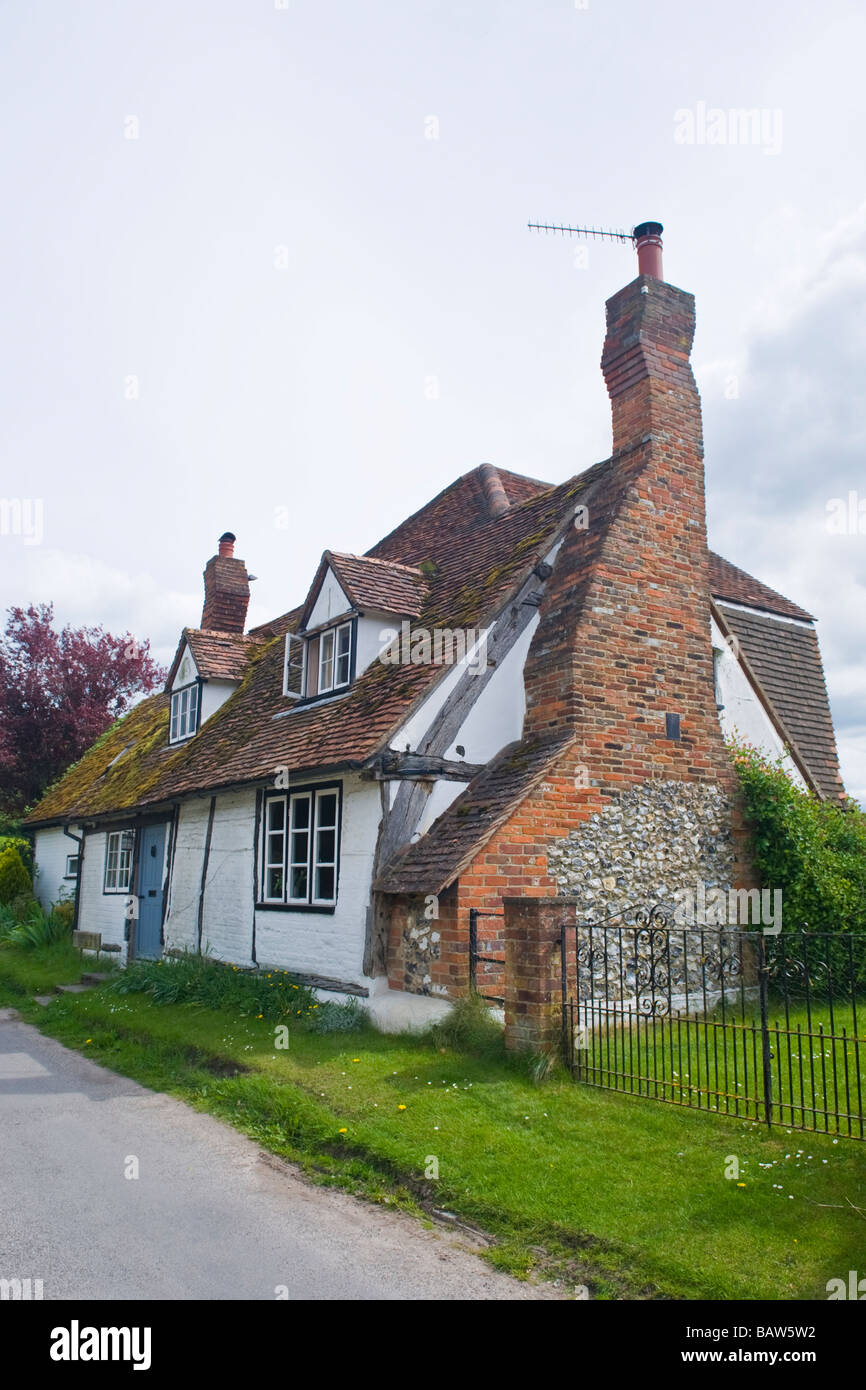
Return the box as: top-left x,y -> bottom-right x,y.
523,240 -> 731,789
201,532 -> 251,633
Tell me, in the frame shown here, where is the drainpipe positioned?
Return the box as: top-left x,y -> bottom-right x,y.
63,824 -> 84,932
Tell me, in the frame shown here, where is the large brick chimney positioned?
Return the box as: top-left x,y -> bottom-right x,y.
523,229 -> 731,788
201,532 -> 251,633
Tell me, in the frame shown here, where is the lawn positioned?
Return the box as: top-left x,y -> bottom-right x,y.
3,946 -> 865,1300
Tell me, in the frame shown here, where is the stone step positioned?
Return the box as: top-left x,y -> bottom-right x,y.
80,972 -> 113,985
0,1007 -> 20,1021
55,983 -> 93,995
33,995 -> 55,1007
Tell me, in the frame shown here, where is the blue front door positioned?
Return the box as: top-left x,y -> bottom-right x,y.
136,823 -> 167,959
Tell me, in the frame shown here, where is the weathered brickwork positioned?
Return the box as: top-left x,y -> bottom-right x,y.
385,274 -> 757,1013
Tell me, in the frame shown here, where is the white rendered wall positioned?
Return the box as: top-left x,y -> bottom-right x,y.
171,643 -> 197,691
307,570 -> 351,629
32,825 -> 80,910
711,613 -> 807,789
77,829 -> 129,957
196,789 -> 256,964
200,678 -> 238,723
163,799 -> 215,952
254,773 -> 381,986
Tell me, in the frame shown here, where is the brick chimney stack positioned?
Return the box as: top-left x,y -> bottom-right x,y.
201,532 -> 251,633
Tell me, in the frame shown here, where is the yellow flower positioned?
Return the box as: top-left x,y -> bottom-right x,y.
397,1104 -> 407,1111
256,1013 -> 263,1019
353,1058 -> 360,1063
736,1182 -> 746,1188
84,1039 -> 92,1045
338,1128 -> 347,1134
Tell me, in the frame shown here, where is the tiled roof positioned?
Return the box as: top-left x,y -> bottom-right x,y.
165,628 -> 266,689
715,603 -> 845,801
25,461 -> 841,827
26,465 -> 592,825
708,553 -> 813,622
374,731 -> 575,895
299,552 -> 427,630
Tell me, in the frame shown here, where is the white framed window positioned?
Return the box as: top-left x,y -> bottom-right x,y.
104,830 -> 134,893
64,854 -> 79,879
170,683 -> 199,742
260,785 -> 341,907
318,621 -> 352,694
282,632 -> 305,699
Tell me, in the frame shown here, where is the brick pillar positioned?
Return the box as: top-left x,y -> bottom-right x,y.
503,896 -> 579,1053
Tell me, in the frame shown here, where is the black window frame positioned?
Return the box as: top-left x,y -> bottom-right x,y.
258,781 -> 343,913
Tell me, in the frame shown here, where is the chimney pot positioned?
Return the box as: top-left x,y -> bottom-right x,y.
633,221 -> 664,280
218,531 -> 236,558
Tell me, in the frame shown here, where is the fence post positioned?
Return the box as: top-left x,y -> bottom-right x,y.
756,933 -> 774,1128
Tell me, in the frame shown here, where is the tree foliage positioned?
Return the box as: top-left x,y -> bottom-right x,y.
0,603 -> 165,816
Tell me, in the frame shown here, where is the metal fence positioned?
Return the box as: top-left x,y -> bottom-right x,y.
561,907 -> 866,1140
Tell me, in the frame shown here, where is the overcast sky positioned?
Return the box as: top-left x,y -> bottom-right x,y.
1,0 -> 864,803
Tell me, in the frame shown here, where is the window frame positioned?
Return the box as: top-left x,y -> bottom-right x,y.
170,680 -> 201,743
258,782 -> 342,912
103,829 -> 135,894
64,854 -> 79,880
282,619 -> 357,706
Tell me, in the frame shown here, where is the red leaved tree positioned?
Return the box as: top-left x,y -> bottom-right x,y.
0,604 -> 166,817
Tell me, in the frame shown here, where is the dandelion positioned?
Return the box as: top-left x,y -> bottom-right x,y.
353,1058 -> 360,1063
398,1104 -> 407,1111
338,1128 -> 347,1134
736,1182 -> 746,1188
256,1014 -> 263,1019
84,1039 -> 92,1045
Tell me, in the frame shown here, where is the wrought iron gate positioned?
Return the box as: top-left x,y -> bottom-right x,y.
561,908 -> 866,1140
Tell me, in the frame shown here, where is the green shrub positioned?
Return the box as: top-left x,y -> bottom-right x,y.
730,740 -> 866,984
0,847 -> 31,905
0,900 -> 71,949
50,898 -> 76,932
0,835 -> 33,875
426,992 -> 504,1058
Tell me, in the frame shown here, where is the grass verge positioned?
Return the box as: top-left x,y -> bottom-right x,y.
3,951 -> 865,1300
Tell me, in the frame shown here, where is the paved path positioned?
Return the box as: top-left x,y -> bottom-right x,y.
0,1012 -> 555,1301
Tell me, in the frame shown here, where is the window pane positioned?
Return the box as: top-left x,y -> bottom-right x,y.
319,631 -> 334,690
317,793 -> 337,828
267,867 -> 284,899
315,866 -> 335,901
170,697 -> 178,740
188,684 -> 198,729
291,797 -> 310,830
316,828 -> 335,863
290,865 -> 308,899
335,626 -> 351,686
267,798 -> 285,832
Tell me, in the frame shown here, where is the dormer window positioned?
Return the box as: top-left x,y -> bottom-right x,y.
283,620 -> 355,702
170,683 -> 199,742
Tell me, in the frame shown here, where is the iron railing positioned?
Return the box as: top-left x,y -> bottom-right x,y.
561,908 -> 866,1141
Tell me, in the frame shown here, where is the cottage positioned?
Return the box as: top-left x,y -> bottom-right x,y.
27,231 -> 844,1027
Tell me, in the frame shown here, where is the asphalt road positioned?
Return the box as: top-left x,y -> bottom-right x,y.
0,1011 -> 555,1301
